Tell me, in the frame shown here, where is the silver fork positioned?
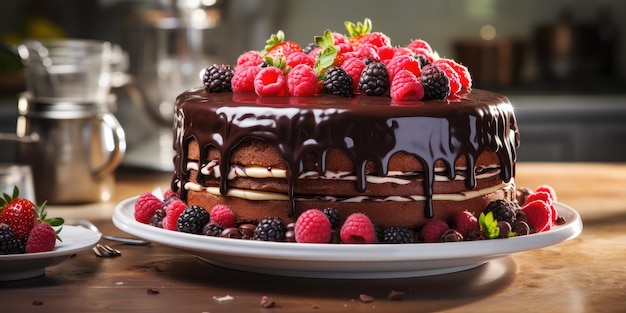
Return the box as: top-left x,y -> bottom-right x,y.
73,219 -> 150,245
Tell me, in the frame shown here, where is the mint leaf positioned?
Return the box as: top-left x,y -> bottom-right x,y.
479,211 -> 499,239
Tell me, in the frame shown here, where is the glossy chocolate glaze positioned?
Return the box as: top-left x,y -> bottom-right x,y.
172,88 -> 519,218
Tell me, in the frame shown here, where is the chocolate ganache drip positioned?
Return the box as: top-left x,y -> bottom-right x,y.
172,88 -> 519,219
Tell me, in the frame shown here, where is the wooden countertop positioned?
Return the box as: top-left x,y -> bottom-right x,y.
1,163 -> 625,312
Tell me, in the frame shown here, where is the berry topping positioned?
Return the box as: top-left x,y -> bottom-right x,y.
340,57 -> 367,92
286,51 -> 314,69
177,205 -> 210,234
322,207 -> 340,229
521,200 -> 552,233
390,69 -> 423,101
254,66 -> 288,97
134,192 -> 164,224
452,210 -> 479,237
254,217 -> 286,242
236,50 -> 262,68
0,190 -> 36,241
203,64 -> 234,93
381,226 -> 415,244
420,219 -> 449,243
323,66 -> 353,97
202,222 -> 225,237
420,64 -> 450,100
209,204 -> 235,228
287,64 -> 318,97
294,209 -> 332,243
162,199 -> 187,231
535,184 -> 558,202
232,65 -> 261,93
483,199 -> 518,224
358,61 -> 390,96
434,61 -> 461,94
386,55 -> 421,82
340,213 -> 376,244
440,229 -> 464,242
149,207 -> 166,228
263,30 -> 301,58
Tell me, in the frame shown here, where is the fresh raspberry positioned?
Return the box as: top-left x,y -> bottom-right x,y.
386,55 -> 421,81
286,52 -> 314,69
336,42 -> 353,54
232,65 -> 261,93
163,189 -> 177,201
287,64 -> 318,96
340,57 -> 367,92
210,204 -> 236,228
134,192 -> 164,224
254,66 -> 288,96
377,45 -> 396,62
452,210 -> 479,237
390,69 -> 424,101
434,62 -> 461,94
535,184 -> 558,202
26,223 -> 57,253
521,200 -> 552,232
332,31 -> 348,44
433,58 -> 471,89
353,44 -> 380,62
236,50 -> 262,68
412,47 -> 435,66
294,209 -> 332,243
405,39 -> 433,55
340,213 -> 376,244
162,199 -> 187,231
359,32 -> 391,48
526,191 -> 558,224
420,219 -> 449,243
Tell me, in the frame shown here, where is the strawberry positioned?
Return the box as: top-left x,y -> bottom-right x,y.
0,187 -> 36,240
263,30 -> 301,58
26,222 -> 57,253
344,18 -> 391,48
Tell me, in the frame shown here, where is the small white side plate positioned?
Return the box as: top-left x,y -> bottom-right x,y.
0,225 -> 101,281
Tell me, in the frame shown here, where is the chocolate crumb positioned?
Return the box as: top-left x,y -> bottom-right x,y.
387,290 -> 405,301
146,288 -> 160,294
312,304 -> 320,309
359,294 -> 375,303
32,300 -> 44,306
260,296 -> 276,308
556,216 -> 566,225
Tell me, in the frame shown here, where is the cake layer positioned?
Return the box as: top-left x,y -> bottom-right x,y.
172,88 -> 519,226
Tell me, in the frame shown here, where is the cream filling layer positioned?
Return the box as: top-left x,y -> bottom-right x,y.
183,180 -> 514,203
188,161 -> 501,185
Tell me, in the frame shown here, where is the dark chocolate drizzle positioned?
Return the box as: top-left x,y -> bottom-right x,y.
172,88 -> 519,219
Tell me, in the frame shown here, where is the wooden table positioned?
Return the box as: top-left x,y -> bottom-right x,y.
1,163 -> 625,312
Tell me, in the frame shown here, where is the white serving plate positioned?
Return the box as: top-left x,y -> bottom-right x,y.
113,196 -> 582,279
0,225 -> 101,281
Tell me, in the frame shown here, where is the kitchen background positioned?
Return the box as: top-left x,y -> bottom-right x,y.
0,0 -> 624,169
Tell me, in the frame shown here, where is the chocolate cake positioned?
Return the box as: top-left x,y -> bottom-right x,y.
171,89 -> 519,229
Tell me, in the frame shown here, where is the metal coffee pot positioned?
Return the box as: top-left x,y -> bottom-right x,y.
0,39 -> 128,204
10,95 -> 126,204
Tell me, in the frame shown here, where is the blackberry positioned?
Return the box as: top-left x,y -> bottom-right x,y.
322,207 -> 340,229
254,217 -> 286,242
149,207 -> 166,228
420,64 -> 450,100
483,199 -> 519,224
177,205 -> 210,234
415,54 -> 431,68
302,42 -> 318,55
203,64 -> 234,93
358,61 -> 390,96
0,223 -> 25,255
323,66 -> 353,97
382,226 -> 414,244
202,222 -> 225,237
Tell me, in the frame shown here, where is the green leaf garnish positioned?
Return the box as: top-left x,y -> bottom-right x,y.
479,211 -> 500,239
313,30 -> 339,79
263,30 -> 286,53
344,18 -> 372,38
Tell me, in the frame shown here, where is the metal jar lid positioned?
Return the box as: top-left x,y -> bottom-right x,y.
17,93 -> 114,119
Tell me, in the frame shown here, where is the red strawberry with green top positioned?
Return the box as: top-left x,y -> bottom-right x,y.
0,187 -> 36,240
344,18 -> 391,48
263,30 -> 301,59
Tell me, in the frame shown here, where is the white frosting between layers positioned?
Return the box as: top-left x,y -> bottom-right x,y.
183,180 -> 514,203
188,162 -> 501,185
